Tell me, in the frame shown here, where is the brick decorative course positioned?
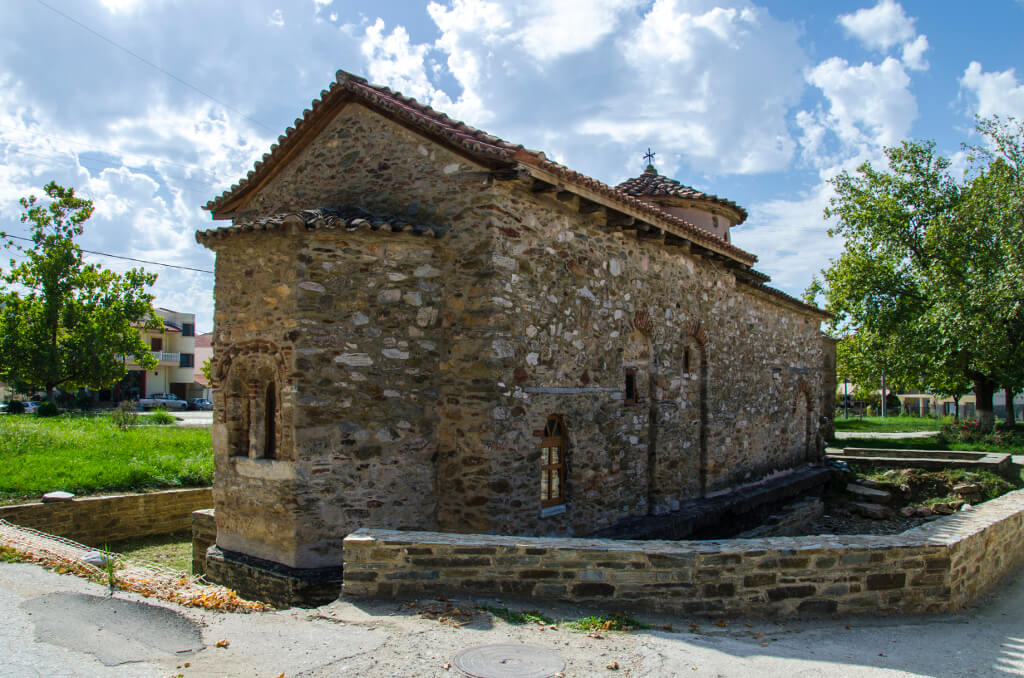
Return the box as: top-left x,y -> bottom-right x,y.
0,488 -> 212,546
342,488 -> 1024,617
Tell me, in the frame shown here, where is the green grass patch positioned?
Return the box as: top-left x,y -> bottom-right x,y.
566,613 -> 651,632
833,416 -> 946,433
837,432 -> 1024,455
0,414 -> 212,505
106,531 -> 192,573
478,604 -> 555,626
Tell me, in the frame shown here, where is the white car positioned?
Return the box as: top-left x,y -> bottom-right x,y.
136,393 -> 189,410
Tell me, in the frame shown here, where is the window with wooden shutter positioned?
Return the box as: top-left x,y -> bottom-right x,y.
540,415 -> 567,508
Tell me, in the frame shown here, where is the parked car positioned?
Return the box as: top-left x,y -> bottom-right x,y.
188,398 -> 213,411
136,393 -> 189,410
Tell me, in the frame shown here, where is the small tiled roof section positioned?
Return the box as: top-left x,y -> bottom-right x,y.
203,70 -> 757,266
195,206 -> 444,244
195,332 -> 213,348
616,166 -> 748,223
740,279 -> 831,318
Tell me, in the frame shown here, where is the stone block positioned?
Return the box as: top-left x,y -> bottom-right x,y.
866,573 -> 906,591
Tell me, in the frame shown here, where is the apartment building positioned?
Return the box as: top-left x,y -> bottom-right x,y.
116,308 -> 199,401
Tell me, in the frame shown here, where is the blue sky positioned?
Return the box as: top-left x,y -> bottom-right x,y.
1,0 -> 1022,332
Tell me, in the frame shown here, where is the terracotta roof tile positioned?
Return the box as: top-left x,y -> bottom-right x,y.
196,206 -> 444,244
203,71 -> 761,267
616,166 -> 748,223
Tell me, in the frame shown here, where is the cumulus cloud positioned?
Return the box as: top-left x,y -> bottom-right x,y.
901,34 -> 929,71
805,56 -> 916,151
960,62 -> 1024,119
838,0 -> 916,52
837,1 -> 928,73
357,0 -> 808,178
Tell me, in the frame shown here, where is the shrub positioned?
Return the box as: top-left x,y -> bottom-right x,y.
36,401 -> 59,417
111,401 -> 138,430
6,400 -> 25,415
146,407 -> 176,425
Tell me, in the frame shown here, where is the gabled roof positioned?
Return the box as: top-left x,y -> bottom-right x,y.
203,70 -> 758,267
617,166 -> 748,224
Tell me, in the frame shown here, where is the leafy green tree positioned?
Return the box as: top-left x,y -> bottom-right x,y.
0,182 -> 160,401
814,119 -> 1024,432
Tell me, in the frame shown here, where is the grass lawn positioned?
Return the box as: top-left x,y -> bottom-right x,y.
835,427 -> 1024,456
833,415 -> 946,432
107,530 -> 193,573
0,414 -> 212,506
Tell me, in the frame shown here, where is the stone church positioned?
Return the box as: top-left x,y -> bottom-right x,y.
197,70 -> 833,601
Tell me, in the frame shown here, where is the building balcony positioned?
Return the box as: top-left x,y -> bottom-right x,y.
124,351 -> 181,367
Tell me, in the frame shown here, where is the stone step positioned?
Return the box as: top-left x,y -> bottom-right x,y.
846,483 -> 893,504
849,501 -> 890,519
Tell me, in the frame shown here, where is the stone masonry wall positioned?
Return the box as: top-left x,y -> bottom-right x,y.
205,104 -> 510,567
461,179 -> 827,536
191,508 -> 216,575
204,100 -> 831,565
0,488 -> 212,546
342,488 -> 1024,617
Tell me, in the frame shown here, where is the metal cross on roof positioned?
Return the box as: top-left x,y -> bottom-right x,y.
643,148 -> 656,167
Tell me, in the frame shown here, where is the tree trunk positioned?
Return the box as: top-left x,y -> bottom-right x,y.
1006,387 -> 1017,426
45,386 -> 55,403
952,395 -> 960,423
973,376 -> 997,432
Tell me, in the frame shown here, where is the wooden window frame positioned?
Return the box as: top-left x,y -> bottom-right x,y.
540,415 -> 567,508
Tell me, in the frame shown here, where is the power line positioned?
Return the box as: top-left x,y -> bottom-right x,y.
33,0 -> 276,134
2,234 -> 213,274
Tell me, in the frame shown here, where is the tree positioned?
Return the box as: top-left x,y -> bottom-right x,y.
814,119 -> 1024,432
0,182 -> 160,401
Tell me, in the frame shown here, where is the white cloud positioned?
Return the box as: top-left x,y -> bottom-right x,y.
268,9 -> 285,27
805,56 -> 917,150
960,62 -> 1024,119
838,0 -> 916,52
99,0 -> 147,14
901,34 -> 929,71
361,20 -> 453,110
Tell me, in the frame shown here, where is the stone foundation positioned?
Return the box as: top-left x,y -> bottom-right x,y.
342,488 -> 1024,617
204,546 -> 343,609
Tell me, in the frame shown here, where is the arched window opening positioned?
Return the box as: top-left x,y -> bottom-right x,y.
540,415 -> 567,508
265,382 -> 277,460
624,369 -> 638,405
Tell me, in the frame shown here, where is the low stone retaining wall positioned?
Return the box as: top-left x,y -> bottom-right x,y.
191,509 -> 216,575
0,488 -> 213,546
343,488 -> 1024,617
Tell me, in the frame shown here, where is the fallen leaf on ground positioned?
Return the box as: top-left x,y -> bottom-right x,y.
587,632 -> 604,639
715,620 -> 727,628
606,661 -> 619,670
215,639 -> 230,648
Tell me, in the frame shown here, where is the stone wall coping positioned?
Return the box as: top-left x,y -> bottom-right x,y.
348,488 -> 1024,555
0,487 -> 212,510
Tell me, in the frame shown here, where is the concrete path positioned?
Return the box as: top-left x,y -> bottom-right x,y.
834,431 -> 939,440
171,411 -> 212,427
2,561 -> 1023,677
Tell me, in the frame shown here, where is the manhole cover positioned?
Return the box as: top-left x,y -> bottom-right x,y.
454,644 -> 565,678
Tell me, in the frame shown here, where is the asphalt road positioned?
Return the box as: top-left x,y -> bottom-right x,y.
2,560 -> 1023,677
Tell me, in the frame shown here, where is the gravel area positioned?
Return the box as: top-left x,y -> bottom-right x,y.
799,504 -> 935,536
